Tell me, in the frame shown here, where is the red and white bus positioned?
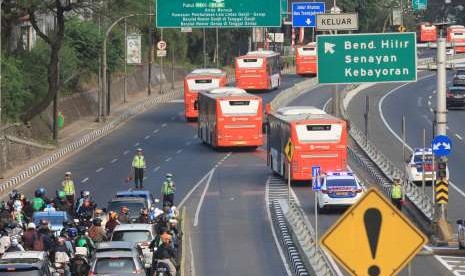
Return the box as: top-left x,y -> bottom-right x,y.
267,106 -> 348,181
198,87 -> 263,148
235,50 -> 281,91
447,25 -> 465,54
183,68 -> 227,120
418,23 -> 437,43
295,43 -> 317,76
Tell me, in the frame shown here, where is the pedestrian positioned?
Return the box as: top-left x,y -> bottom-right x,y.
131,148 -> 146,189
62,172 -> 75,208
161,173 -> 176,207
390,178 -> 403,211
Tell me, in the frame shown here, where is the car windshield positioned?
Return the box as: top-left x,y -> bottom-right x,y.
0,259 -> 40,264
96,247 -> 132,253
33,215 -> 65,226
413,154 -> 433,163
456,70 -> 465,76
107,201 -> 146,217
94,257 -> 135,274
112,230 -> 151,243
0,270 -> 41,275
449,88 -> 465,95
326,179 -> 357,187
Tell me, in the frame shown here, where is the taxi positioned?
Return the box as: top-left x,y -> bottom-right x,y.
316,171 -> 364,213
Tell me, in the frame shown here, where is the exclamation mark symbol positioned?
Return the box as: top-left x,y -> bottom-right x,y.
364,208 -> 382,276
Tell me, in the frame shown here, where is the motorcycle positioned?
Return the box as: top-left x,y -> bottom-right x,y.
54,251 -> 70,276
70,247 -> 90,276
152,260 -> 172,276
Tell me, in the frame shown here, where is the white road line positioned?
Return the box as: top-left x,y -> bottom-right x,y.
81,177 -> 89,183
178,169 -> 214,208
165,157 -> 172,162
153,166 -> 161,172
430,108 -> 434,113
194,170 -> 215,227
145,135 -> 151,140
171,116 -> 176,120
110,158 -> 118,163
162,123 -> 167,127
134,142 -> 140,147
153,129 -> 159,133
96,167 -> 104,173
265,179 -> 293,276
323,97 -> 332,112
378,76 -> 465,201
428,101 -> 432,106
123,150 -> 130,155
185,141 -> 191,146
417,97 -> 423,107
176,149 -> 182,154
143,176 -> 147,181
429,95 -> 433,99
456,134 -> 464,140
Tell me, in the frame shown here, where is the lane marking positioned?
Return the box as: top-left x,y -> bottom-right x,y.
153,166 -> 161,172
110,158 -> 118,163
193,170 -> 215,227
429,95 -> 433,99
153,129 -> 159,134
428,101 -> 432,106
417,96 -> 423,107
176,149 -> 182,154
134,142 -> 140,147
265,178 -> 293,276
456,134 -> 464,141
378,75 -> 465,201
171,116 -> 176,120
145,135 -> 151,140
165,157 -> 172,162
96,167 -> 104,173
185,141 -> 191,146
323,97 -> 332,112
162,123 -> 167,127
81,177 -> 89,183
143,176 -> 147,181
123,150 -> 130,155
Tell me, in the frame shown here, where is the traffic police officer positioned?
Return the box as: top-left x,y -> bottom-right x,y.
132,148 -> 146,189
390,178 -> 403,211
161,173 -> 176,207
62,172 -> 75,207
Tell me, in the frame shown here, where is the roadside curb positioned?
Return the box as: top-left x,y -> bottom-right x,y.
0,88 -> 182,194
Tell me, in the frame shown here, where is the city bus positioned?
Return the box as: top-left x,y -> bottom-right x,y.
417,23 -> 437,43
295,43 -> 317,76
235,50 -> 281,91
267,106 -> 348,181
198,87 -> 263,148
447,25 -> 465,54
183,68 -> 227,120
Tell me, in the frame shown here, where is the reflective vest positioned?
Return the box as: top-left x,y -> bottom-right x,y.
62,180 -> 75,196
391,185 -> 402,199
132,156 -> 146,169
162,181 -> 175,195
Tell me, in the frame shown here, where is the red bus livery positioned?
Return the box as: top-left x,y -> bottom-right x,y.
447,25 -> 465,54
296,43 -> 317,76
267,106 -> 348,181
417,23 -> 437,43
183,68 -> 227,120
235,50 -> 281,91
198,87 -> 263,148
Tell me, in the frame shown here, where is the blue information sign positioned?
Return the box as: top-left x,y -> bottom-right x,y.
291,2 -> 325,28
432,135 -> 452,157
412,0 -> 427,10
312,166 -> 321,190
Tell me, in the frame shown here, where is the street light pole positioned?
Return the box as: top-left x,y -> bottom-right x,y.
0,0 -> 6,179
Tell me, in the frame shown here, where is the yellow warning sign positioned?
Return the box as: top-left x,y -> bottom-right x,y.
435,179 -> 449,204
284,139 -> 294,162
398,25 -> 406,32
320,188 -> 427,276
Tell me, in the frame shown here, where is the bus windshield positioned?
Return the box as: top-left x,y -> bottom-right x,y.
219,100 -> 259,115
295,124 -> 342,143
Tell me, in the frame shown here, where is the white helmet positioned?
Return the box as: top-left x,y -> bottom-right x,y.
27,222 -> 36,229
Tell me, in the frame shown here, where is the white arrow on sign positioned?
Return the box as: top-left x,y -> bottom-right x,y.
433,143 -> 440,151
324,42 -> 336,54
442,142 -> 451,150
305,18 -> 312,25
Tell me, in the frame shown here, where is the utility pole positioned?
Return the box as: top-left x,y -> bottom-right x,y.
203,28 -> 207,68
0,0 -> 6,179
159,29 -> 164,94
331,0 -> 340,117
148,1 -> 153,96
215,28 -> 219,68
123,18 -> 127,103
171,45 -> 175,90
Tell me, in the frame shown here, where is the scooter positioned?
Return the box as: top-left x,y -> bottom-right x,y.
152,260 -> 172,276
54,251 -> 70,276
70,247 -> 90,276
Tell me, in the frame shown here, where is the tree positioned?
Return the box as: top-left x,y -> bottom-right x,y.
16,0 -> 98,123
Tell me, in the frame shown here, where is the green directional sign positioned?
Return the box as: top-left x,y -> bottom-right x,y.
317,33 -> 417,84
412,0 -> 427,10
156,0 -> 281,28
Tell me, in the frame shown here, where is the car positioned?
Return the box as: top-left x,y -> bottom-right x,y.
447,86 -> 465,109
95,241 -> 144,265
458,219 -> 465,249
453,68 -> 465,86
405,148 -> 449,184
107,197 -> 147,222
0,251 -> 54,275
316,171 -> 364,213
446,48 -> 455,56
89,251 -> 146,276
32,211 -> 71,237
110,224 -> 156,268
115,190 -> 156,209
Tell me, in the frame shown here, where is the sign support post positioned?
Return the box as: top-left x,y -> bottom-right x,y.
312,165 -> 321,243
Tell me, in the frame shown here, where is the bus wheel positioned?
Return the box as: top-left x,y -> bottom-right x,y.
317,202 -> 325,214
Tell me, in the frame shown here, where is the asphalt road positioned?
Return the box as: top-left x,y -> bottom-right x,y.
287,83 -> 452,275
9,74 -> 305,275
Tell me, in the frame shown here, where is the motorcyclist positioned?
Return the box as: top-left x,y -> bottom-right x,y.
76,199 -> 95,224
5,236 -> 25,252
161,173 -> 176,207
136,208 -> 150,224
0,202 -> 12,229
118,206 -> 130,224
54,190 -> 71,213
38,188 -> 52,204
31,189 -> 46,212
75,190 -> 93,216
105,211 -> 120,234
70,246 -> 90,276
23,222 -> 38,250
88,218 -> 107,243
0,230 -> 10,255
6,190 -> 19,211
75,226 -> 95,255
153,233 -> 177,276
